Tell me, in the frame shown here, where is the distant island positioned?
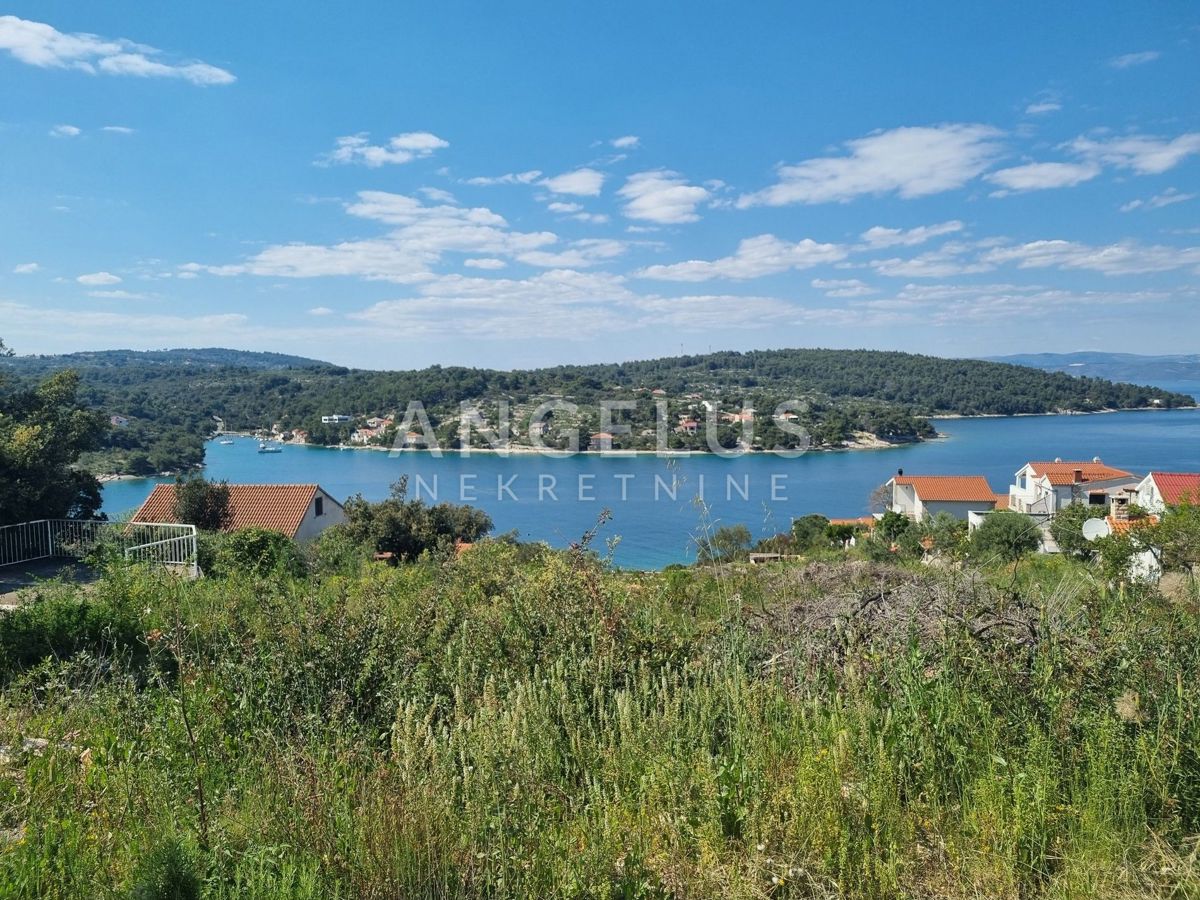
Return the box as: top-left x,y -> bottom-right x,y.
2,347 -> 1193,476
988,351 -> 1200,388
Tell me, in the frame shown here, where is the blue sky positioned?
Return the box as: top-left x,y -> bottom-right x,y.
2,2 -> 1198,369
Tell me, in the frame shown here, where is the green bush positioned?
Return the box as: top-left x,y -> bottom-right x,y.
210,527 -> 306,578
971,509 -> 1041,561
128,838 -> 202,900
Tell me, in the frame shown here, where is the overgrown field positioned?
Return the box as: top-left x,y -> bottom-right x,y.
0,545 -> 1197,898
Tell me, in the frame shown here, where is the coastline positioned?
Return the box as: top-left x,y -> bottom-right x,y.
91,403 -> 1195,480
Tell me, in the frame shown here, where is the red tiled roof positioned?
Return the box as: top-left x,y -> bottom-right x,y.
1149,472 -> 1200,506
993,494 -> 1010,510
1026,461 -> 1133,485
1106,514 -> 1158,535
892,475 -> 997,503
130,483 -> 332,538
828,516 -> 877,528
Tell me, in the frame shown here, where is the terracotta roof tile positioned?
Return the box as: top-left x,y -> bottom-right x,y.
1149,472 -> 1200,506
1106,514 -> 1158,535
131,483 -> 332,538
892,475 -> 997,503
1026,461 -> 1133,485
993,494 -> 1010,510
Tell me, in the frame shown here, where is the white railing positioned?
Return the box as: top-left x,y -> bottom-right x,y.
0,519 -> 198,578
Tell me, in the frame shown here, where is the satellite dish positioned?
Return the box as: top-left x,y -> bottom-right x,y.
1082,518 -> 1109,542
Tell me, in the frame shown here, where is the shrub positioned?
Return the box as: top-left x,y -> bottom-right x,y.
173,475 -> 231,532
210,527 -> 306,578
971,510 -> 1041,561
128,838 -> 202,900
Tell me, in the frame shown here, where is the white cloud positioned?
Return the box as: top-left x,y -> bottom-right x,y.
464,170 -> 542,186
0,301 -> 249,348
545,200 -> 609,224
870,242 -> 995,278
986,161 -> 1102,194
49,124 -> 80,138
189,191 -> 558,283
982,239 -> 1200,275
618,170 -> 710,224
318,132 -> 449,167
885,282 -> 1184,326
418,187 -> 456,203
76,271 -> 122,285
1120,188 -> 1195,213
611,135 -> 640,149
464,258 -> 506,269
737,124 -> 1003,207
637,234 -> 846,281
87,289 -> 150,300
102,125 -> 135,134
516,239 -> 628,268
812,278 -> 875,298
1024,100 -> 1061,115
1109,50 -> 1160,69
351,270 -> 633,339
860,220 -> 964,248
307,306 -> 334,316
541,168 -> 606,196
0,15 -> 235,85
12,262 -> 39,274
1068,132 -> 1200,175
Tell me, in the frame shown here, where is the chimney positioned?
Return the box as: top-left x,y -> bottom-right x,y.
897,467 -> 904,476
1073,468 -> 1084,484
1110,495 -> 1129,522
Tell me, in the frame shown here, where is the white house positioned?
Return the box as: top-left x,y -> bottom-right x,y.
888,474 -> 1000,522
321,414 -> 353,425
1007,459 -> 1136,516
1135,472 -> 1200,513
131,483 -> 346,543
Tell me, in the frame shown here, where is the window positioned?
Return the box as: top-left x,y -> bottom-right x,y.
315,496 -> 324,517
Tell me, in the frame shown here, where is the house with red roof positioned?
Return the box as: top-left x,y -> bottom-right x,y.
887,474 -> 999,521
1008,459 -> 1137,515
1135,472 -> 1200,512
131,483 -> 345,542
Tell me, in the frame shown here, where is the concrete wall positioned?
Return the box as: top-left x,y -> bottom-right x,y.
294,489 -> 346,543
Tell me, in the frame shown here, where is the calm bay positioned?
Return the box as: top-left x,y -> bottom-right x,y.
100,405 -> 1200,569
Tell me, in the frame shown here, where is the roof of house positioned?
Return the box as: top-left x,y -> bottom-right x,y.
1024,460 -> 1133,485
1106,513 -> 1159,535
1147,472 -> 1200,506
131,483 -> 337,538
828,516 -> 877,528
892,475 -> 997,503
993,494 -> 1010,510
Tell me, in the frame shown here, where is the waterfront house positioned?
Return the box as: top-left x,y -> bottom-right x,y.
676,418 -> 699,435
1007,459 -> 1136,515
131,483 -> 345,542
1135,472 -> 1200,512
888,474 -> 998,522
590,432 -> 615,451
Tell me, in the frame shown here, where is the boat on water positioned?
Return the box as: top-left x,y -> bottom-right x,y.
218,439 -> 235,445
257,441 -> 283,454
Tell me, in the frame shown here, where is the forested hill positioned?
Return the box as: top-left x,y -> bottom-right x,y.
526,348 -> 1193,416
0,347 -> 331,373
3,347 -> 1192,475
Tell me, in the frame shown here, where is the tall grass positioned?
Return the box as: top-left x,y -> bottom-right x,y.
0,544 -> 1197,897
